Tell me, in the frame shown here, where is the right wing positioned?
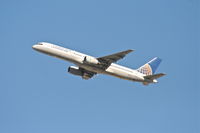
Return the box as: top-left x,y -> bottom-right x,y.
97,49 -> 134,69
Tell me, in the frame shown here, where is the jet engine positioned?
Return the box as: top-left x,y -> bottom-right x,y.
68,66 -> 83,76
83,56 -> 99,65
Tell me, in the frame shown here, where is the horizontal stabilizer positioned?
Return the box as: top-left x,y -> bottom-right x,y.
144,73 -> 166,80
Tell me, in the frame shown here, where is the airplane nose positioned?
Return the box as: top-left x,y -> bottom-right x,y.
32,45 -> 37,50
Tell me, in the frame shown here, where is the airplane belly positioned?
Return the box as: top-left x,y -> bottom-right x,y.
35,46 -> 82,64
104,66 -> 144,82
103,67 -> 129,80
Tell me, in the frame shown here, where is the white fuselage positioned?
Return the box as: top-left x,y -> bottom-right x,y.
32,42 -> 145,82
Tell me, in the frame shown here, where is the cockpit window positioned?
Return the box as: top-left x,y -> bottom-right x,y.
38,43 -> 43,45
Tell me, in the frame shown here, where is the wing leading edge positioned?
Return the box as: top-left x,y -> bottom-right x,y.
97,49 -> 134,69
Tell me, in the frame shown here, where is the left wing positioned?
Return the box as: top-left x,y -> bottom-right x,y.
97,49 -> 134,69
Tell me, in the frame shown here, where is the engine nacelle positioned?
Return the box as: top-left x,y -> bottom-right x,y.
83,56 -> 99,65
68,66 -> 83,76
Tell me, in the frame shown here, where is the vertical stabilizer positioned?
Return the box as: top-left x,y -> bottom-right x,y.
137,57 -> 162,75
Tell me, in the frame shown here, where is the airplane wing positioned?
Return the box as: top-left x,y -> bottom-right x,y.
97,49 -> 134,69
144,73 -> 166,80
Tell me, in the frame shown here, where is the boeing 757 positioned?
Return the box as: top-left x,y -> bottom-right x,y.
32,42 -> 165,85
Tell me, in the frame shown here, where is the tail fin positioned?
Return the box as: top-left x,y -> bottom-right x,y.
137,57 -> 162,75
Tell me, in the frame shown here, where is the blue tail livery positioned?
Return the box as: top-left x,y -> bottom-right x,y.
137,57 -> 162,75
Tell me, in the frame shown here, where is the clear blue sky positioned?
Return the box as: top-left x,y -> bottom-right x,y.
0,0 -> 199,133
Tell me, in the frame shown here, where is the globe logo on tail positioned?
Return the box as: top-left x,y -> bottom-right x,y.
138,64 -> 153,75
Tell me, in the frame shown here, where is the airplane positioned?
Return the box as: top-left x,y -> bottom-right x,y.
32,42 -> 166,85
